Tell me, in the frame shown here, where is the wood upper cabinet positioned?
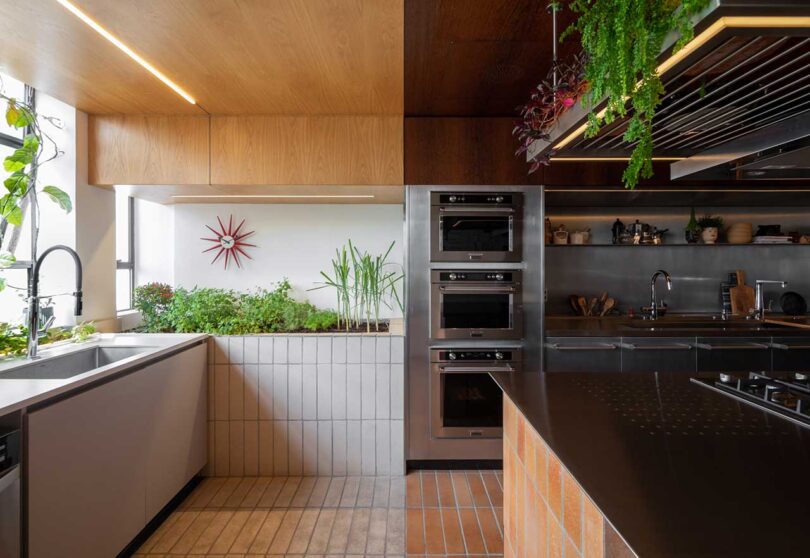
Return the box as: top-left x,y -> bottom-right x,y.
210,115 -> 403,185
88,115 -> 210,185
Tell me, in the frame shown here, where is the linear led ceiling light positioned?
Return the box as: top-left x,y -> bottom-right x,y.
553,16 -> 810,151
54,0 -> 196,104
171,195 -> 376,200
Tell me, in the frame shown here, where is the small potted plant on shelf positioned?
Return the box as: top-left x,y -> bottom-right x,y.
685,207 -> 700,244
697,215 -> 724,244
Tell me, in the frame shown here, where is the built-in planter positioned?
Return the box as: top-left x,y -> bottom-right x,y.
206,333 -> 405,477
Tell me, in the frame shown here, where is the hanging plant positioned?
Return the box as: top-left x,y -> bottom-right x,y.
513,52 -> 589,174
564,0 -> 710,189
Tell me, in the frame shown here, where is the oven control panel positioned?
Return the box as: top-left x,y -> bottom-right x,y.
433,349 -> 522,363
437,193 -> 516,205
437,271 -> 514,282
0,429 -> 20,473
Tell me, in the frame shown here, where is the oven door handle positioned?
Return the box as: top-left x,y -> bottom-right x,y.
439,207 -> 515,214
440,365 -> 515,373
438,286 -> 516,293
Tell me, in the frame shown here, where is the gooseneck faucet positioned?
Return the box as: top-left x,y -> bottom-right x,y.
649,269 -> 672,320
753,280 -> 787,321
27,245 -> 83,359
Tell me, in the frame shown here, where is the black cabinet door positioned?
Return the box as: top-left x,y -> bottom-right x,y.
771,337 -> 810,373
620,337 -> 697,373
695,337 -> 772,373
544,337 -> 621,372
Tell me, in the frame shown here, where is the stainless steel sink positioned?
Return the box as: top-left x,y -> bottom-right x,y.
0,346 -> 154,380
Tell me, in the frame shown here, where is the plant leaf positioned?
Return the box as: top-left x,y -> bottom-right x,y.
23,133 -> 39,152
0,195 -> 23,226
3,171 -> 28,195
42,185 -> 72,213
5,101 -> 33,129
0,251 -> 14,269
3,146 -> 34,172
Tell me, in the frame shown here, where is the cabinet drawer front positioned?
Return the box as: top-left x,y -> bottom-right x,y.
544,337 -> 621,372
696,337 -> 771,373
621,337 -> 696,373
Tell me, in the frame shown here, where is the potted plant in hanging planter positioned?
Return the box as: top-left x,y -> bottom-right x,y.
697,215 -> 723,244
685,207 -> 700,244
550,0 -> 711,189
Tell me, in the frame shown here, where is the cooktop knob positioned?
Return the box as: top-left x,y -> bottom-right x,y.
495,352 -> 504,360
448,352 -> 457,360
495,196 -> 504,203
494,273 -> 504,281
449,273 -> 457,280
449,195 -> 457,202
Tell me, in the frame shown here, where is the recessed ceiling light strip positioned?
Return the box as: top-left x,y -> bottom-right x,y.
54,0 -> 197,104
171,194 -> 376,199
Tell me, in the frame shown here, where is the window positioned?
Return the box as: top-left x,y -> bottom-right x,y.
116,193 -> 134,311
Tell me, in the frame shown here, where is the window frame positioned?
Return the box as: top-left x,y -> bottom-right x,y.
116,195 -> 135,311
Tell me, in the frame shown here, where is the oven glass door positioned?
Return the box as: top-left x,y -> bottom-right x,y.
442,292 -> 511,329
431,365 -> 507,438
440,212 -> 512,253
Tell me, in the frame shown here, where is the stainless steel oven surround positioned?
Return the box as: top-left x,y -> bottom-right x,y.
430,192 -> 523,262
430,348 -> 522,439
431,270 -> 523,340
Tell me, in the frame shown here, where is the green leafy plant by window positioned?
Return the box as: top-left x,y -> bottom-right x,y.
133,282 -> 174,332
565,0 -> 710,189
0,82 -> 73,289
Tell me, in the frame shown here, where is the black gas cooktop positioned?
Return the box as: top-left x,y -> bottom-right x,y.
691,371 -> 810,428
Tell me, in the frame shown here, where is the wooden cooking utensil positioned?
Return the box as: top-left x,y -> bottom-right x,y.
588,297 -> 598,316
599,291 -> 608,306
730,270 -> 755,316
600,297 -> 616,316
569,295 -> 580,315
577,296 -> 588,316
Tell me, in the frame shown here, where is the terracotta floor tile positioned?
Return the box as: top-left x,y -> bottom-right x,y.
291,477 -> 318,507
209,509 -> 251,554
483,473 -> 504,508
406,508 -> 426,554
240,477 -> 272,508
441,507 -> 466,555
547,516 -> 562,558
467,471 -> 491,507
459,508 -> 486,555
452,471 -> 474,507
274,477 -> 303,507
423,508 -> 445,554
229,509 -> 269,553
246,509 -> 285,554
476,506 -> 504,555
257,477 -> 287,508
267,508 -> 303,554
407,472 -> 423,508
326,508 -> 354,553
436,471 -> 456,508
547,454 -> 562,522
209,477 -> 242,508
306,477 -> 332,507
421,471 -> 440,507
225,477 -> 257,508
169,510 -> 217,553
583,497 -> 604,558
308,508 -> 337,553
151,510 -> 199,553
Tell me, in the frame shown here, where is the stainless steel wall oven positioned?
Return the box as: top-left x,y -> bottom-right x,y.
431,270 -> 523,340
430,348 -> 521,439
430,192 -> 523,262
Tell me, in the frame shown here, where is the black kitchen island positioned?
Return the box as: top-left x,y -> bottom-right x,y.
492,369 -> 810,558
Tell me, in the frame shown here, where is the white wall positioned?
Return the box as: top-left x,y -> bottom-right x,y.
134,198 -> 175,287
173,204 -> 404,316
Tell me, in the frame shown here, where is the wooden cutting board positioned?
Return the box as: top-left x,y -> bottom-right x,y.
730,270 -> 755,316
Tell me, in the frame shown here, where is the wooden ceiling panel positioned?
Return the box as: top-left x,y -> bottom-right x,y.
406,0 -> 579,116
74,0 -> 404,114
0,0 -> 201,114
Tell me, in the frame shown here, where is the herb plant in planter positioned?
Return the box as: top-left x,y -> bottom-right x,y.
685,207 -> 700,244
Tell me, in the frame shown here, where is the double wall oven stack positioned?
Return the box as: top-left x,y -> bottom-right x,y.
406,186 -> 543,463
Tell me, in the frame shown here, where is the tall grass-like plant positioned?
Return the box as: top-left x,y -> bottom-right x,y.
312,240 -> 404,332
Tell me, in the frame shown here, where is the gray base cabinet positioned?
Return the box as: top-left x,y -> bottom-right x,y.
27,344 -> 206,558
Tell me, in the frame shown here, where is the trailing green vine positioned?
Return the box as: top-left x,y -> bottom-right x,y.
565,0 -> 710,189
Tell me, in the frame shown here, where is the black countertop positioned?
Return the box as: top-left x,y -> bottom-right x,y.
546,315 -> 810,337
491,370 -> 810,558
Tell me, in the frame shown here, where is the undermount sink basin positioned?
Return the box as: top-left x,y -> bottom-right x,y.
0,346 -> 155,380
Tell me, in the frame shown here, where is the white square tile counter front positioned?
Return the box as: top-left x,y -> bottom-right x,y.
206,334 -> 405,477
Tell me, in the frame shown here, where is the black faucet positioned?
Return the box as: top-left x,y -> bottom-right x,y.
27,245 -> 83,359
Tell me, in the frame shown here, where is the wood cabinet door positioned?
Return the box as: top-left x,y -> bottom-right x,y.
27,371 -> 150,558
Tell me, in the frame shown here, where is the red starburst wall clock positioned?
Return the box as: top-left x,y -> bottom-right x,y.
201,215 -> 257,269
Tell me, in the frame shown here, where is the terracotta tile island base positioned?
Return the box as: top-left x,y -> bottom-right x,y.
503,398 -> 633,558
